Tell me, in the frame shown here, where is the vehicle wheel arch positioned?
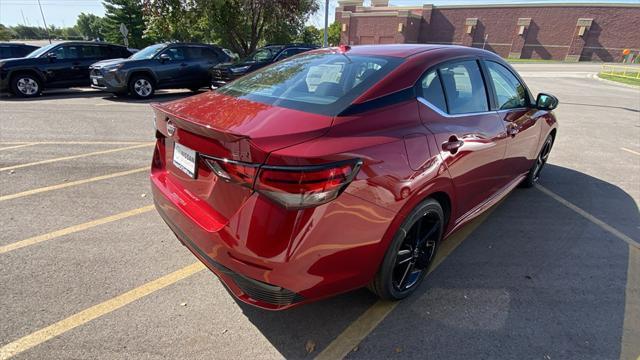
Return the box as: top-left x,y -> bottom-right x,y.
10,69 -> 44,86
378,178 -> 457,257
127,70 -> 157,85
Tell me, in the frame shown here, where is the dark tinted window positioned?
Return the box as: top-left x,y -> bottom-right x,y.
218,53 -> 402,116
439,60 -> 488,115
162,47 -> 186,60
186,46 -> 218,60
277,48 -> 307,60
52,45 -> 80,60
0,46 -> 11,58
81,45 -> 108,59
418,69 -> 447,113
485,61 -> 528,110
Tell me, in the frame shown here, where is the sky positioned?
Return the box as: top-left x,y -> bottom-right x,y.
0,0 -> 637,28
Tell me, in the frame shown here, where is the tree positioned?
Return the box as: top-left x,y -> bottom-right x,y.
143,0 -> 318,57
143,0 -> 210,42
0,24 -> 13,41
76,13 -> 106,40
328,21 -> 341,46
102,0 -> 148,48
297,25 -> 321,46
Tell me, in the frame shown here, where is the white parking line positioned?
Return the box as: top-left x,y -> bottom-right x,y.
0,143 -> 37,151
621,147 -> 640,156
535,184 -> 639,248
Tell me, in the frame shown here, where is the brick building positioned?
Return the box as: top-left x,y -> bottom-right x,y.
335,1 -> 640,62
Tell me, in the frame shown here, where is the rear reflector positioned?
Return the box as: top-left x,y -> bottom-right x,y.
203,156 -> 362,209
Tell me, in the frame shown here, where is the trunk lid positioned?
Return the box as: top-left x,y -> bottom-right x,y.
151,91 -> 333,221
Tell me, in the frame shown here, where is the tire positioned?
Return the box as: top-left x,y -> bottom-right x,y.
10,73 -> 42,98
368,198 -> 444,301
128,75 -> 155,99
520,134 -> 554,188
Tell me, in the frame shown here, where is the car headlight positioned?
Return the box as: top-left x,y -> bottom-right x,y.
230,65 -> 250,74
105,63 -> 125,72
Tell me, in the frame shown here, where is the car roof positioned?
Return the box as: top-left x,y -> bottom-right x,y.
312,44 -> 505,58
50,41 -> 127,47
165,42 -> 222,48
0,42 -> 36,46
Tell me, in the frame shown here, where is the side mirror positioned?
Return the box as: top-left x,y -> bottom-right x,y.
536,93 -> 559,111
46,52 -> 57,61
159,53 -> 171,63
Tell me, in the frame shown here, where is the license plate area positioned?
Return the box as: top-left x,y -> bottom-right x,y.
173,142 -> 197,178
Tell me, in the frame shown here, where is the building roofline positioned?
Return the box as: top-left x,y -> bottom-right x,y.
340,2 -> 640,14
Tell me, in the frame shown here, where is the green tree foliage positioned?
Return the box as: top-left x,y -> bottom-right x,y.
0,24 -> 14,41
296,25 -> 321,46
143,0 -> 210,42
328,21 -> 341,46
76,13 -> 107,40
102,0 -> 148,48
143,0 -> 319,57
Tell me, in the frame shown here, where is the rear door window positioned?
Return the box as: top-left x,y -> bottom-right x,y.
438,60 -> 488,115
0,46 -> 11,58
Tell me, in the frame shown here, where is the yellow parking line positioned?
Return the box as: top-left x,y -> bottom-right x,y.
0,143 -> 37,152
0,205 -> 155,254
0,144 -> 152,172
621,245 -> 640,360
621,147 -> 640,156
316,206 -> 497,360
535,184 -> 639,248
0,167 -> 147,202
0,262 -> 205,360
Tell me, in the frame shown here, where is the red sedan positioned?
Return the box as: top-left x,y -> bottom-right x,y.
150,45 -> 558,310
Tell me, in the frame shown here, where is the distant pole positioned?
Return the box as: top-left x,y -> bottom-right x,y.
36,0 -> 51,44
323,0 -> 329,47
482,34 -> 488,49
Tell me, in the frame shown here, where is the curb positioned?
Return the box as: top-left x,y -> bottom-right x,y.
592,73 -> 640,89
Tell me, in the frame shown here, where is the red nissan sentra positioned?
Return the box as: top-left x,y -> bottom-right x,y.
150,45 -> 558,310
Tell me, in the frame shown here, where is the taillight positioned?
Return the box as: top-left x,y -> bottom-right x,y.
203,157 -> 258,188
256,159 -> 362,209
203,156 -> 362,209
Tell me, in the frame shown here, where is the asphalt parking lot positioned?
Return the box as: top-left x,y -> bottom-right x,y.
0,63 -> 638,360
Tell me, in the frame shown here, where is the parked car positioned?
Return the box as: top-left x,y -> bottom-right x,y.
0,41 -> 132,97
150,44 -> 558,309
90,43 -> 230,99
0,43 -> 39,59
210,43 -> 318,87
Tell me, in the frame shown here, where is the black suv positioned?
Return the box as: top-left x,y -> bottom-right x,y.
0,41 -> 132,97
90,43 -> 230,99
210,43 -> 318,88
0,43 -> 39,59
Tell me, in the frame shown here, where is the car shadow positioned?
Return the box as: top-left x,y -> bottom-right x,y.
0,88 -> 106,101
0,88 -> 206,103
220,164 -> 637,359
103,90 -> 205,104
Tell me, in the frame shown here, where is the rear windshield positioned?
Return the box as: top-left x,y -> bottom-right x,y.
216,52 -> 403,116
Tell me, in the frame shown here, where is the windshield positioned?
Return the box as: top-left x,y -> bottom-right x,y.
130,44 -> 165,60
246,46 -> 282,62
217,52 -> 403,116
26,43 -> 57,58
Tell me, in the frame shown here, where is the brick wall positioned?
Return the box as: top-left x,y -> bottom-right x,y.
336,2 -> 640,62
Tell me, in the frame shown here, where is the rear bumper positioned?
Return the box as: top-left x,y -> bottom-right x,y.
150,140 -> 395,309
154,201 -> 304,308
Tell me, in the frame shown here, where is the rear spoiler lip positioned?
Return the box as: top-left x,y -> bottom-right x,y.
151,102 -> 248,143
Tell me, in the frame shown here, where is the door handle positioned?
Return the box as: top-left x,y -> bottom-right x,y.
442,136 -> 464,154
180,63 -> 188,67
